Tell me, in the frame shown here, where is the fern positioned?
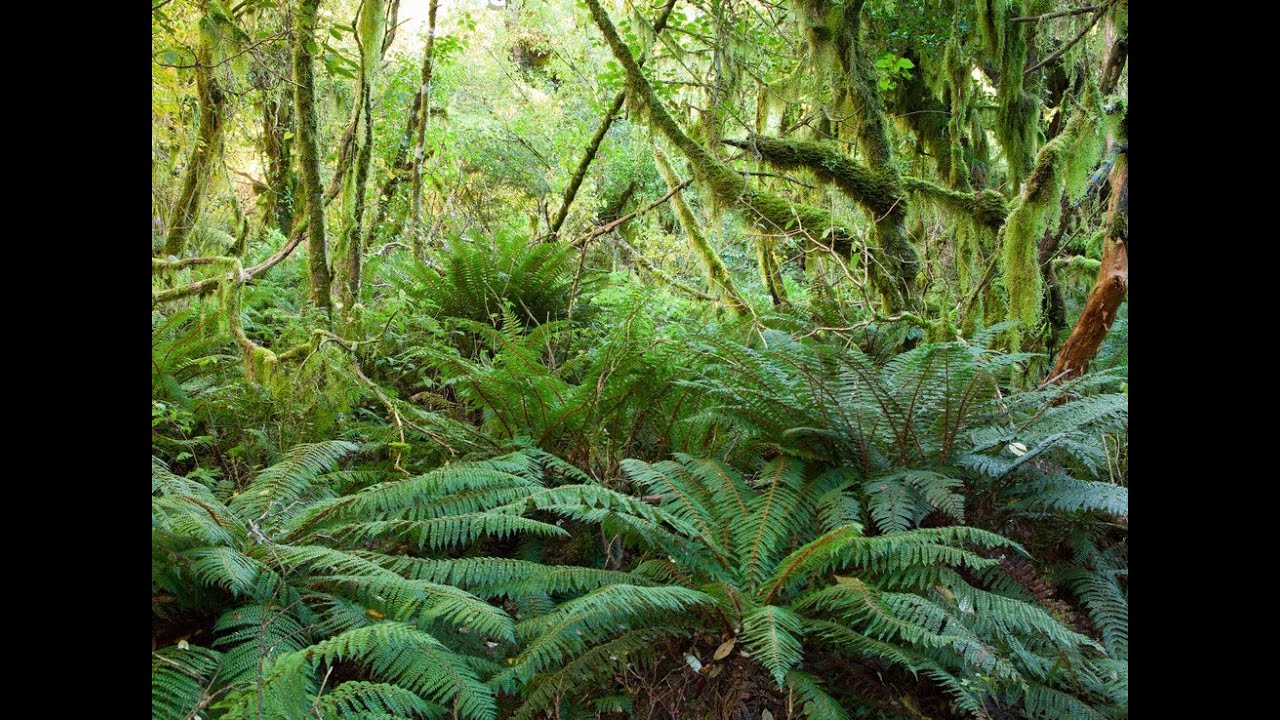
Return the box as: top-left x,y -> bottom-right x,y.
741,605 -> 805,685
152,644 -> 222,720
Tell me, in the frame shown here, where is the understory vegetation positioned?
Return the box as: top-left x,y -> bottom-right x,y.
152,1 -> 1128,718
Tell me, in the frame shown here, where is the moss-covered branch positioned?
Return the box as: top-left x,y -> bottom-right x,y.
583,0 -> 905,309
902,177 -> 1009,230
152,227 -> 305,304
548,0 -> 679,238
653,146 -> 750,316
722,136 -> 903,220
999,86 -> 1102,348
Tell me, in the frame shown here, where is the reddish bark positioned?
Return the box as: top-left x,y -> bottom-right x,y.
1048,149 -> 1127,383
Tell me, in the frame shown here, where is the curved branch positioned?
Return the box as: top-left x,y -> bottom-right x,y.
153,229 -> 305,304
902,177 -> 1009,230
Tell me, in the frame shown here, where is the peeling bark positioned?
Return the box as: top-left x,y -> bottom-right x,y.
1048,115 -> 1127,382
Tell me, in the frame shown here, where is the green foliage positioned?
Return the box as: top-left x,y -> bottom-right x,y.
400,232 -> 582,329
152,443 -> 579,720
874,53 -> 915,91
153,1 -> 1128,717
152,644 -> 222,720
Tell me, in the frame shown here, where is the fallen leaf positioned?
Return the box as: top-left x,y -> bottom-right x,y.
714,637 -> 736,660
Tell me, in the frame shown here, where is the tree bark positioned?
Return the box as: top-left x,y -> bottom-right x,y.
292,0 -> 333,311
1048,133 -> 1127,383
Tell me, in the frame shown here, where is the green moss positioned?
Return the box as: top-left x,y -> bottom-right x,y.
726,136 -> 904,220
756,238 -> 789,306
903,177 -> 1009,230
998,88 -> 1101,349
653,147 -> 749,316
588,0 -> 914,308
976,0 -> 1009,60
957,225 -> 982,337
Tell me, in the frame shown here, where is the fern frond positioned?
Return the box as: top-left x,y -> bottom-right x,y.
152,644 -> 221,720
359,553 -> 649,599
509,585 -> 713,682
296,623 -> 496,720
313,681 -> 441,719
784,670 -> 853,720
230,441 -> 358,524
741,605 -> 805,686
214,603 -> 312,685
1017,473 -> 1127,517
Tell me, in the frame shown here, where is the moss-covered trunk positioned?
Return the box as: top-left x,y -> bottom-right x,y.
794,0 -> 919,309
409,0 -> 439,260
162,1 -> 232,257
292,0 -> 332,311
335,0 -> 388,322
262,89 -> 296,238
582,0 -> 902,309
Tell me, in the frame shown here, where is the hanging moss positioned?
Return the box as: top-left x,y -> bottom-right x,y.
721,135 -> 915,308
757,238 -> 789,306
653,147 -> 750,316
891,52 -> 957,185
943,34 -> 975,192
997,17 -> 1040,189
957,224 -> 982,337
583,0 -> 908,309
977,0 -> 1009,61
999,86 -> 1101,349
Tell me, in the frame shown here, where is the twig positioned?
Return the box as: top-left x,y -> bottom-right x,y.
1013,5 -> 1103,23
1025,2 -> 1113,75
572,179 -> 693,246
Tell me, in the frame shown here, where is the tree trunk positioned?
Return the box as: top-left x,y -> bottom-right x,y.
409,0 -> 440,260
653,146 -> 749,316
1047,128 -> 1127,384
262,89 -> 295,238
292,0 -> 332,311
335,0 -> 388,321
163,1 -> 231,257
